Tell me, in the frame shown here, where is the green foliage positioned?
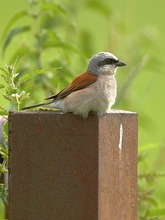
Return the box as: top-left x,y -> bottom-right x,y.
0,0 -> 165,219
138,144 -> 165,220
0,64 -> 45,110
0,64 -> 28,110
1,0 -> 84,109
0,122 -> 8,206
0,184 -> 8,206
138,169 -> 165,220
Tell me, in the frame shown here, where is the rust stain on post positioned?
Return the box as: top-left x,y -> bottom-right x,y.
8,111 -> 138,220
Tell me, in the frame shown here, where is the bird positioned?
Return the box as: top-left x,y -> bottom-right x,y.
22,52 -> 126,118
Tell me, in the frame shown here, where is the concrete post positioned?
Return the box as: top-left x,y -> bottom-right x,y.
9,110 -> 138,220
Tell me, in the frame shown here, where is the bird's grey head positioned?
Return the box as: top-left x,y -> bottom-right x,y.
87,52 -> 126,76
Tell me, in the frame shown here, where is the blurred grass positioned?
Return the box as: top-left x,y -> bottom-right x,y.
0,0 -> 165,219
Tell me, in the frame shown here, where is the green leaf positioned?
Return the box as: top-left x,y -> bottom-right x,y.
1,74 -> 12,86
2,26 -> 31,54
0,106 -> 8,115
85,0 -> 111,17
0,84 -> 5,89
1,10 -> 28,41
0,150 -> 8,160
9,46 -> 31,64
43,40 -> 83,56
3,94 -> 14,102
0,184 -> 8,205
149,208 -> 165,216
143,196 -> 159,207
0,67 -> 9,76
41,2 -> 69,16
139,143 -> 165,153
19,67 -> 61,84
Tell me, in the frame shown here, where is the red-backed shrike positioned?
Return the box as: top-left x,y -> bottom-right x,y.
22,52 -> 126,118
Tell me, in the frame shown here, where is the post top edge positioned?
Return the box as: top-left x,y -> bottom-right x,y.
9,109 -> 137,117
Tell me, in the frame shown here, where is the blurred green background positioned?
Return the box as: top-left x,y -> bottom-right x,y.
0,0 -> 165,219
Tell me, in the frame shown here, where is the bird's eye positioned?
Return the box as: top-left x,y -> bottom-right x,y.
97,58 -> 118,67
104,58 -> 118,64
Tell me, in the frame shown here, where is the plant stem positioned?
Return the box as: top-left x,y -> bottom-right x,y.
30,0 -> 42,69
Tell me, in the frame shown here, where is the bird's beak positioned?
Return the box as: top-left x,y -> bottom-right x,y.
115,60 -> 126,67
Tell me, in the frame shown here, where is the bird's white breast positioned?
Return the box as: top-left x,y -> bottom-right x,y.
88,75 -> 117,114
48,75 -> 117,118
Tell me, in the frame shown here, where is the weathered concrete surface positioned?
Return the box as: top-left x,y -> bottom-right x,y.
9,110 -> 138,220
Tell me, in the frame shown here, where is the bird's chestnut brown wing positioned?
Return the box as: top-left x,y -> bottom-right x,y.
45,72 -> 97,100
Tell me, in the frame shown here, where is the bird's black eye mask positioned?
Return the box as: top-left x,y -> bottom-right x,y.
98,58 -> 118,67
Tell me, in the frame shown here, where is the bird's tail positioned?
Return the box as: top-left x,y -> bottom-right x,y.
21,102 -> 47,110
